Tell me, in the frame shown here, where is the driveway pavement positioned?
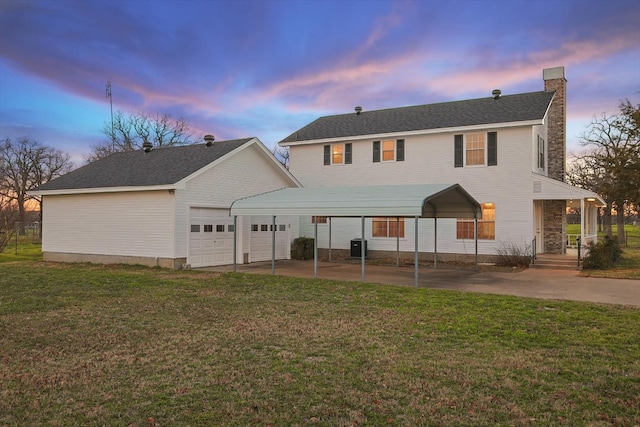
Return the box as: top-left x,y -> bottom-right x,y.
204,260 -> 640,307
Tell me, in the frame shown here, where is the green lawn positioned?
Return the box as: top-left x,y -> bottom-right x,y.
567,224 -> 640,279
1,262 -> 638,426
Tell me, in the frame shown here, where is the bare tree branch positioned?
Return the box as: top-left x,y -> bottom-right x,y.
0,137 -> 72,232
86,111 -> 196,163
568,98 -> 640,241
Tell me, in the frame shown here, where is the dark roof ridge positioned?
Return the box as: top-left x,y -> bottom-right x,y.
34,137 -> 256,192
320,90 -> 553,119
279,90 -> 555,144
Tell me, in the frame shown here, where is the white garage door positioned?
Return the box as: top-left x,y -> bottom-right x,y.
250,216 -> 289,262
189,208 -> 235,268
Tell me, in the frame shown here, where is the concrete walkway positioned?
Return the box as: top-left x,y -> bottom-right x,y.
204,260 -> 640,307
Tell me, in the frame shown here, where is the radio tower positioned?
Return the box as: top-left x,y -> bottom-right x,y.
105,81 -> 114,149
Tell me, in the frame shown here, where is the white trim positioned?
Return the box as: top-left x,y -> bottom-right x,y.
33,185 -> 177,196
175,137 -> 300,188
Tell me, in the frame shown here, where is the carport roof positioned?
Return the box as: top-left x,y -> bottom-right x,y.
230,184 -> 481,218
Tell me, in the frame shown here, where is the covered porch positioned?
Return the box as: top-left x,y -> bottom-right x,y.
531,174 -> 605,254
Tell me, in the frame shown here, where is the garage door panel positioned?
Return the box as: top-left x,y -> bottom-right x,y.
189,208 -> 234,267
250,218 -> 288,262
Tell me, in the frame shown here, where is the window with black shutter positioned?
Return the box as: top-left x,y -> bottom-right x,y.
345,143 -> 352,164
396,139 -> 404,161
373,141 -> 380,162
454,135 -> 463,167
487,132 -> 497,166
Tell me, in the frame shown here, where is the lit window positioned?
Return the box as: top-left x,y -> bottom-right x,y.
311,216 -> 328,224
466,133 -> 485,165
372,217 -> 405,238
456,203 -> 495,240
332,145 -> 343,164
382,140 -> 395,161
324,143 -> 352,165
373,139 -> 404,162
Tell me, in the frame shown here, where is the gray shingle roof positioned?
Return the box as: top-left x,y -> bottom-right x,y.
279,91 -> 555,144
35,138 -> 253,191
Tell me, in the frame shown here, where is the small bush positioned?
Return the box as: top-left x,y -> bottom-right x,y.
582,235 -> 623,269
291,237 -> 314,260
495,241 -> 532,268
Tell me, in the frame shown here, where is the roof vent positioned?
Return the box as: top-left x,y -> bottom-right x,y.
492,89 -> 501,99
204,134 -> 215,147
142,141 -> 153,153
355,106 -> 363,115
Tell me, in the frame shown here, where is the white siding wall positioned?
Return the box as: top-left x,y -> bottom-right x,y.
292,126 -> 540,254
42,191 -> 175,257
176,144 -> 297,258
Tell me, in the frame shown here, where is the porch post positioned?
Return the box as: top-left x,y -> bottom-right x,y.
314,219 -> 318,278
361,216 -> 366,282
414,216 -> 419,287
328,217 -> 332,263
434,217 -> 438,269
580,198 -> 586,247
396,217 -> 400,267
271,215 -> 276,275
474,215 -> 479,268
233,215 -> 237,272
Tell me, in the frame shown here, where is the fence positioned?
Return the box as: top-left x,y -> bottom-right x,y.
0,222 -> 41,255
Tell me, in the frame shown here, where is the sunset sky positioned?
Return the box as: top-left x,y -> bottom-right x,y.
1,0 -> 639,165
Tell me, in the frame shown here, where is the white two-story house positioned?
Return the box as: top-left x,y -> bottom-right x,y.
278,66 -> 603,262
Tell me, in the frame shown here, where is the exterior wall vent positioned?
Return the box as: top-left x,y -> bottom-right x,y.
533,181 -> 542,193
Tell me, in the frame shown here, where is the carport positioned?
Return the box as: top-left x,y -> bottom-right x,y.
229,184 -> 481,286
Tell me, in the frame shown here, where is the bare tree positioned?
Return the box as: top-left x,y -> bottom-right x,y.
271,144 -> 289,169
0,137 -> 72,233
0,194 -> 19,252
568,99 -> 640,242
86,111 -> 196,162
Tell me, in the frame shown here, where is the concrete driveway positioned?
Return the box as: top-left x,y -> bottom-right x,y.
204,260 -> 640,307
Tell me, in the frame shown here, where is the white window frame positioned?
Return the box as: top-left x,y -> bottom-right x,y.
331,143 -> 345,165
465,133 -> 485,166
372,217 -> 405,239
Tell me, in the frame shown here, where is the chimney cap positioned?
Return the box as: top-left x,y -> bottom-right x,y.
142,141 -> 153,153
204,134 -> 215,146
492,89 -> 501,99
355,106 -> 363,115
543,66 -> 565,80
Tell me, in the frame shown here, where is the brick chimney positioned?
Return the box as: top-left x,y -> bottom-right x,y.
542,66 -> 567,254
543,66 -> 566,182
